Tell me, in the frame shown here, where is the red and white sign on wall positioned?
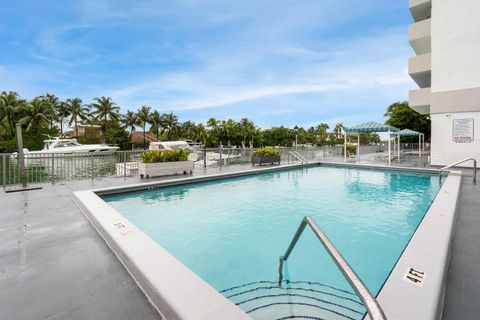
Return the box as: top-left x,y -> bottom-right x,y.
453,118 -> 474,143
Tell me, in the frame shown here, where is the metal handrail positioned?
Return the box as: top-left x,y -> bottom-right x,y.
439,157 -> 476,184
289,150 -> 307,164
278,216 -> 387,320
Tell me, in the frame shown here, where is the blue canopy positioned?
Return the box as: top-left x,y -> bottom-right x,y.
344,121 -> 399,133
396,129 -> 423,136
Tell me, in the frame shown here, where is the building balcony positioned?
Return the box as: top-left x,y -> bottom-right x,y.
409,87 -> 430,114
409,18 -> 431,55
409,53 -> 431,88
409,0 -> 431,22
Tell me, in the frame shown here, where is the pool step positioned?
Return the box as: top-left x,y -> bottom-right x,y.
220,280 -> 366,320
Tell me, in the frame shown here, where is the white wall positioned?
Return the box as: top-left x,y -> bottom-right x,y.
430,112 -> 480,166
432,0 -> 480,93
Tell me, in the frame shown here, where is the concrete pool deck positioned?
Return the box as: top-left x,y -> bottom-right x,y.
0,161 -> 478,320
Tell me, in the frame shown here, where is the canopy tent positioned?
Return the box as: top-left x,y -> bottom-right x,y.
343,121 -> 399,164
394,129 -> 425,160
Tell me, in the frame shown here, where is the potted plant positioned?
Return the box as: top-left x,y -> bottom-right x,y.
139,149 -> 193,178
251,147 -> 281,165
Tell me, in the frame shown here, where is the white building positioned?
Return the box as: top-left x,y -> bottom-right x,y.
408,0 -> 480,166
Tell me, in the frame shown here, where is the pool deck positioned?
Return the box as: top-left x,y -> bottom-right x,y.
0,160 -> 478,320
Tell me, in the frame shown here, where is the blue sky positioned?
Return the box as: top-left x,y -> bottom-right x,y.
0,0 -> 414,128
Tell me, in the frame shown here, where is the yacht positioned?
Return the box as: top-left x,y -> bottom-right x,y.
148,141 -> 241,165
23,138 -> 119,155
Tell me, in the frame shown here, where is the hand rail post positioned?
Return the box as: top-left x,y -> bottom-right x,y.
15,124 -> 27,188
439,157 -> 477,184
473,159 -> 477,184
91,153 -> 94,182
219,147 -> 223,167
2,155 -> 6,189
278,216 -> 387,320
51,153 -> 55,183
123,151 -> 127,178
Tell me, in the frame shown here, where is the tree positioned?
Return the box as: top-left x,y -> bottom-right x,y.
149,110 -> 163,140
207,117 -> 219,130
122,110 -> 138,136
180,120 -> 197,140
384,101 -> 430,140
0,91 -> 26,137
239,117 -> 255,148
66,98 -> 89,137
41,93 -> 62,131
219,119 -> 235,146
315,123 -> 330,145
333,123 -> 344,140
161,112 -> 179,140
19,97 -> 50,133
90,96 -> 120,131
56,102 -> 70,135
136,105 -> 151,148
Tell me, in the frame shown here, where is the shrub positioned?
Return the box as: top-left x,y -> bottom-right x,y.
140,149 -> 190,163
346,144 -> 357,154
252,146 -> 280,157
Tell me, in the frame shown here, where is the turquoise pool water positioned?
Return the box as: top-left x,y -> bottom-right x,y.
103,166 -> 442,319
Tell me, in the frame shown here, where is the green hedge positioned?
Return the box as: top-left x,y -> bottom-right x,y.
252,146 -> 280,157
140,149 -> 190,163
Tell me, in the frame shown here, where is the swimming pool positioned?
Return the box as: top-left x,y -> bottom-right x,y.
102,166 -> 442,320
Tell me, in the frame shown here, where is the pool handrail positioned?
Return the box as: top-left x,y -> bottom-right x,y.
289,150 -> 307,164
278,216 -> 387,320
439,157 -> 476,184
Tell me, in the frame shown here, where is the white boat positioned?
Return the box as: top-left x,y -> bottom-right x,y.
149,141 -> 196,151
148,141 -> 241,165
149,141 -> 200,162
22,138 -> 119,155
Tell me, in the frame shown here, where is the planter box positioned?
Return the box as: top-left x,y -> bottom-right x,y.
251,156 -> 281,166
139,161 -> 193,178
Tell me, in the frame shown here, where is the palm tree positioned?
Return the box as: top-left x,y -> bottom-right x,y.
122,110 -> 139,137
149,110 -> 163,140
161,112 -> 179,140
219,119 -> 235,146
334,123 -> 344,139
136,105 -> 151,149
19,97 -> 50,133
199,128 -> 213,147
316,123 -> 330,144
66,98 -> 89,137
195,123 -> 206,142
0,91 -> 25,137
239,117 -> 255,148
56,102 -> 70,135
207,117 -> 219,130
41,93 -> 61,130
180,120 -> 197,140
90,96 -> 120,131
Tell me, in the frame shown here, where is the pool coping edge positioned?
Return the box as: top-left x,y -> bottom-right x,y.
73,162 -> 461,320
368,171 -> 462,320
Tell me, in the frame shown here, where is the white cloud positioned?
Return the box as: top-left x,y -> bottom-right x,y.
1,0 -> 413,127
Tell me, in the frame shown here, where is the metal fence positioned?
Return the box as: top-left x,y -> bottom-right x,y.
1,143 -> 428,188
1,151 -> 144,188
1,147 -> 340,188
